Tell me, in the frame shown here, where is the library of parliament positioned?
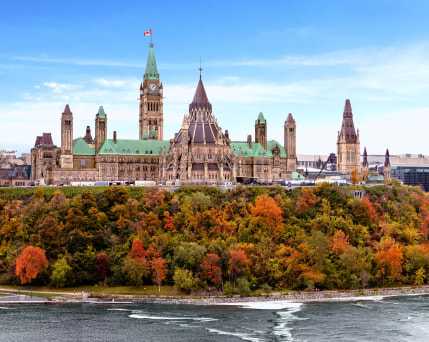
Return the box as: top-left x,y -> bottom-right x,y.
31,43 -> 359,186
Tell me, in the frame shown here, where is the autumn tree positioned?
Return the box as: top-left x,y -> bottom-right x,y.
375,238 -> 403,286
16,246 -> 49,284
331,230 -> 350,255
95,253 -> 110,283
151,257 -> 168,292
296,188 -> 316,215
200,253 -> 223,287
249,193 -> 283,239
350,168 -> 360,185
228,248 -> 249,285
129,238 -> 148,259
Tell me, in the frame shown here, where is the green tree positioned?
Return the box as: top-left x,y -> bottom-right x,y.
236,277 -> 251,297
122,256 -> 150,287
50,255 -> 71,288
173,267 -> 196,292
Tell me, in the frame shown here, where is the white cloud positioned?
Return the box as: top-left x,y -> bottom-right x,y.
94,79 -> 127,87
43,82 -> 83,94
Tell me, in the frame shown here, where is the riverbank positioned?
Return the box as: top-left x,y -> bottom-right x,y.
104,285 -> 429,305
1,285 -> 429,305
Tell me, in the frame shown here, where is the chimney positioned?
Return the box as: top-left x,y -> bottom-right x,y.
225,130 -> 229,139
113,131 -> 117,144
247,135 -> 252,149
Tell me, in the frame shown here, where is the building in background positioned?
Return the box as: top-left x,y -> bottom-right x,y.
31,44 -> 297,186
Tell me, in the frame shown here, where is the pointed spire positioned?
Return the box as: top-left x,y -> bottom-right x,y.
286,113 -> 295,124
384,149 -> 390,167
97,106 -> 106,118
363,147 -> 368,167
181,115 -> 189,130
189,78 -> 212,112
63,104 -> 72,116
145,43 -> 158,80
343,99 -> 353,119
339,99 -> 357,143
256,112 -> 266,124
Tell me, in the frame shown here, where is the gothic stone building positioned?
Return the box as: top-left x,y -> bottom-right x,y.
31,44 -> 297,186
336,99 -> 360,173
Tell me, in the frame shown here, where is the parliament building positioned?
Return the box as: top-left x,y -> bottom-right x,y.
31,43 -> 298,186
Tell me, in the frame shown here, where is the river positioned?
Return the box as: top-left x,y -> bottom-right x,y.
0,294 -> 428,341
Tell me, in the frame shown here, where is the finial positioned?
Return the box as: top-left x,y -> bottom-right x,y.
199,56 -> 203,80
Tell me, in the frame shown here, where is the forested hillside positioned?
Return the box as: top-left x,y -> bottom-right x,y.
1,182 -> 428,293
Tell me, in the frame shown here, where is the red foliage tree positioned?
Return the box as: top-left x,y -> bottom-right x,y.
129,238 -> 148,259
95,253 -> 110,282
201,253 -> 222,287
163,211 -> 175,231
151,257 -> 168,292
16,246 -> 48,284
228,248 -> 249,284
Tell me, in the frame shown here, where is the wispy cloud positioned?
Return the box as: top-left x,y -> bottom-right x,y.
94,78 -> 128,87
13,56 -> 144,68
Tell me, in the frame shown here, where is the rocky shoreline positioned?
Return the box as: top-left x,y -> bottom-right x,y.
85,285 -> 429,306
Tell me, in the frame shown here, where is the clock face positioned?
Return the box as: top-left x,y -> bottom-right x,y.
149,83 -> 157,91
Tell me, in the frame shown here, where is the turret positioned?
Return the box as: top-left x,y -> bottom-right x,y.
255,112 -> 267,150
284,113 -> 296,172
95,106 -> 107,153
60,104 -> 73,168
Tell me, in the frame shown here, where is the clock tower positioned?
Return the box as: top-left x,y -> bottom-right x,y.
139,43 -> 164,140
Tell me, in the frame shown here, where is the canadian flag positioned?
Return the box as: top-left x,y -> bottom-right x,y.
144,29 -> 152,36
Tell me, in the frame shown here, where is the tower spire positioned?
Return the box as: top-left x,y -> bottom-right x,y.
199,56 -> 203,80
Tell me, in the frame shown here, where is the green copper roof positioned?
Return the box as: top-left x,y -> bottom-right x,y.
73,137 -> 95,156
149,127 -> 157,138
256,112 -> 265,124
97,106 -> 106,118
141,131 -> 148,139
145,44 -> 158,80
292,171 -> 305,180
231,140 -> 286,158
98,139 -> 169,156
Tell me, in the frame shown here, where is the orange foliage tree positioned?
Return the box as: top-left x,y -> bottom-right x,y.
331,230 -> 350,255
296,188 -> 316,215
249,194 -> 283,237
375,239 -> 403,286
228,248 -> 249,284
151,257 -> 168,292
16,246 -> 48,284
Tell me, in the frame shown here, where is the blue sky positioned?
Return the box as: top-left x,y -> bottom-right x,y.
1,0 -> 429,156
